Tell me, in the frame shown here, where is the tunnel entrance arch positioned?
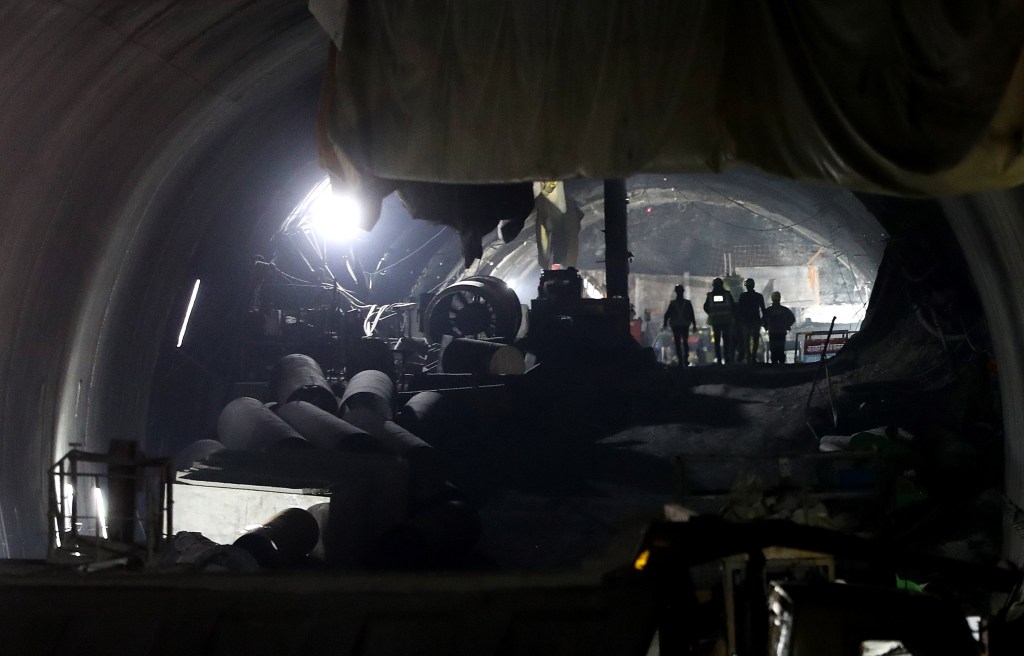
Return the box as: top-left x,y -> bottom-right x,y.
416,171 -> 885,357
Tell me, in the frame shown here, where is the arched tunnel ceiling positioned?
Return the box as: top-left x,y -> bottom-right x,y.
0,0 -> 1023,573
573,172 -> 884,282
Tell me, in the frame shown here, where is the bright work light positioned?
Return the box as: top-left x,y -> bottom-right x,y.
308,183 -> 364,243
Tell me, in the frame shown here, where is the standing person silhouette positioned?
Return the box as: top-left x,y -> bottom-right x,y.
663,284 -> 697,366
762,291 -> 796,364
736,278 -> 766,363
703,278 -> 736,364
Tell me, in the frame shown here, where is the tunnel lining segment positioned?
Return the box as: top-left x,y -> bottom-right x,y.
942,191 -> 1024,565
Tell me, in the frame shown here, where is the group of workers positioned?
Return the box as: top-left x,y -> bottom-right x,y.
662,277 -> 795,366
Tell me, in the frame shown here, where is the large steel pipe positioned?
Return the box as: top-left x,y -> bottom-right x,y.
217,397 -> 310,452
339,369 -> 395,420
379,421 -> 446,499
440,338 -> 525,375
269,353 -> 338,413
395,391 -> 481,448
339,410 -> 446,500
232,507 -> 320,569
275,401 -> 387,454
400,383 -> 520,433
396,391 -> 454,446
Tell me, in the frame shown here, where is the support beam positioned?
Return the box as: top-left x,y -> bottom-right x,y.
603,179 -> 630,299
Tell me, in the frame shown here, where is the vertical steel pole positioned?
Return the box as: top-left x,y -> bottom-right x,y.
57,460 -> 66,536
69,455 -> 79,540
165,462 -> 174,549
806,317 -> 838,412
603,178 -> 629,299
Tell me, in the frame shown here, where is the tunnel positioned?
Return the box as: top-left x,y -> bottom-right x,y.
2,2 -> 1024,653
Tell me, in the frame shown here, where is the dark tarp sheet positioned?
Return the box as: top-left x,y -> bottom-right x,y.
313,0 -> 1024,202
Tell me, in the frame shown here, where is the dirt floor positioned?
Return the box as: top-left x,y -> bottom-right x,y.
447,339 -> 1004,582
449,361 -> 843,570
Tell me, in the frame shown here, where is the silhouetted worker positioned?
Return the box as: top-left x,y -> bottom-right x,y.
736,278 -> 766,363
703,277 -> 735,364
663,284 -> 697,366
762,291 -> 796,364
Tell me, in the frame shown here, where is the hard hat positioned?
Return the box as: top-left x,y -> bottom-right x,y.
771,291 -> 781,302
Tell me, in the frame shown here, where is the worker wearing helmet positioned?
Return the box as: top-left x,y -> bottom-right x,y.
703,277 -> 736,364
736,278 -> 766,363
762,291 -> 796,364
663,284 -> 697,366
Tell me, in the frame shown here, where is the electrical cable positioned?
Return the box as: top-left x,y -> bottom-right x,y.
361,302 -> 417,337
369,305 -> 389,335
424,277 -> 449,296
333,282 -> 370,309
274,267 -> 315,286
689,180 -> 823,232
362,304 -> 377,336
371,227 -> 451,276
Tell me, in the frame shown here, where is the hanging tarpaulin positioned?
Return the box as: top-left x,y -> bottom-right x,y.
394,181 -> 535,267
312,0 -> 1024,199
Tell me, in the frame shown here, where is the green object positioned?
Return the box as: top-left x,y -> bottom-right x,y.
896,575 -> 925,593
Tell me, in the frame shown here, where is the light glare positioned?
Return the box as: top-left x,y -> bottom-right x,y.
93,486 -> 108,539
310,189 -> 364,242
802,302 -> 866,326
176,279 -> 201,348
62,483 -> 74,532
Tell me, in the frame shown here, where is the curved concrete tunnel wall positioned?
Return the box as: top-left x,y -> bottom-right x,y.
0,2 -> 327,556
1,3 -> 1023,563
944,191 -> 1024,565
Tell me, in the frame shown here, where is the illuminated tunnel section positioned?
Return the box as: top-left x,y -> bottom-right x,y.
416,172 -> 884,331
0,2 -> 1021,570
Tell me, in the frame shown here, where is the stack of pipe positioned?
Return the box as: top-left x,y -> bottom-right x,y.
274,401 -> 386,454
395,390 -> 489,449
333,368 -> 482,568
339,370 -> 445,499
175,353 -> 483,570
217,397 -> 310,452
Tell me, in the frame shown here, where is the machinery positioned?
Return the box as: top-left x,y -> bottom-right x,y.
526,268 -> 633,364
422,275 -> 522,345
